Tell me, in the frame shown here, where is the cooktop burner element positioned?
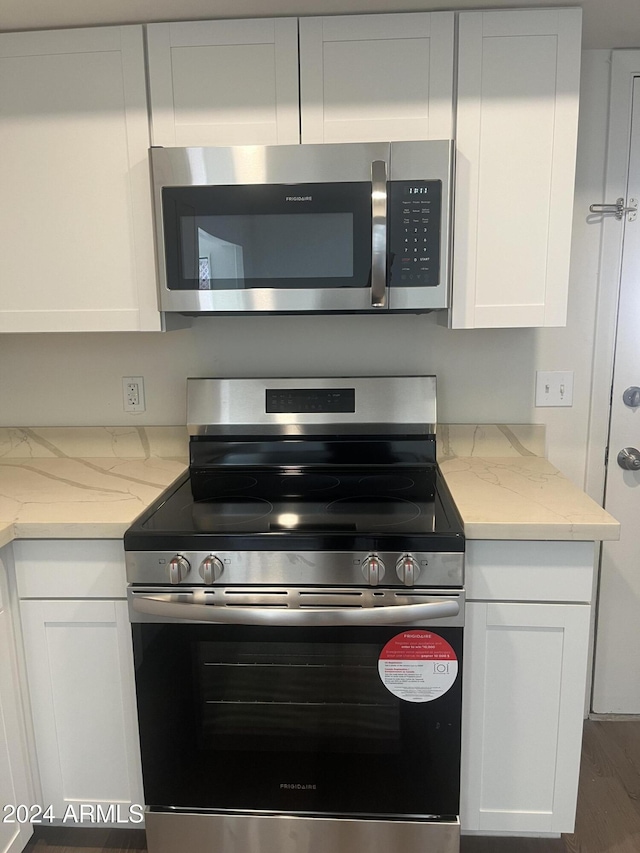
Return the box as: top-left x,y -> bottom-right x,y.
327,495 -> 423,527
192,496 -> 274,528
357,474 -> 415,491
279,473 -> 341,494
203,474 -> 259,492
124,376 -> 464,587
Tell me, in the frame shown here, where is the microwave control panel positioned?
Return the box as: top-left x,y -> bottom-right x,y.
388,180 -> 442,287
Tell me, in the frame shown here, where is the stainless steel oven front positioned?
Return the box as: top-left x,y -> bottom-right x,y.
150,140 -> 453,315
125,375 -> 465,853
128,583 -> 464,853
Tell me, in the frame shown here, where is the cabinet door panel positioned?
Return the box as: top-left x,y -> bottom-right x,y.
20,599 -> 142,820
461,601 -> 590,834
147,19 -> 299,147
452,9 -> 581,328
0,27 -> 159,332
300,12 -> 454,143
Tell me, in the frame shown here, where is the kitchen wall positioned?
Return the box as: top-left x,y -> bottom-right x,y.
0,51 -> 611,491
0,0 -> 638,51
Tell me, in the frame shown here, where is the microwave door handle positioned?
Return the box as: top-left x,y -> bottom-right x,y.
371,159 -> 388,308
131,594 -> 459,626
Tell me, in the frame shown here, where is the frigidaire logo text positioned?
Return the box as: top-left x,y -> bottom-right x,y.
285,196 -> 313,202
280,783 -> 317,790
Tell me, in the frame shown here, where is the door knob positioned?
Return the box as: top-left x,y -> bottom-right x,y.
617,447 -> 640,470
623,387 -> 640,408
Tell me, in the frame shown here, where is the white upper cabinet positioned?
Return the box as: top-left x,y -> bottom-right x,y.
451,8 -> 582,328
299,13 -> 454,144
147,18 -> 300,147
0,10 -> 581,333
0,27 -> 161,332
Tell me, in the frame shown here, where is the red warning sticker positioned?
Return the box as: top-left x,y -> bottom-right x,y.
378,630 -> 458,702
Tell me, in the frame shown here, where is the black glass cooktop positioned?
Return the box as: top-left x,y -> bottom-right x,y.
125,466 -> 464,553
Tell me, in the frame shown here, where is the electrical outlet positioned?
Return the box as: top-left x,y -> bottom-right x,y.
122,376 -> 145,413
535,371 -> 574,407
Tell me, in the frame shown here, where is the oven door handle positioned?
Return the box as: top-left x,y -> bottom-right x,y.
131,594 -> 459,626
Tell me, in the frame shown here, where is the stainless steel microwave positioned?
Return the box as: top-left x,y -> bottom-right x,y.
150,141 -> 453,315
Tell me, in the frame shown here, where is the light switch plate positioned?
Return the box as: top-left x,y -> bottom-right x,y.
535,371 -> 574,407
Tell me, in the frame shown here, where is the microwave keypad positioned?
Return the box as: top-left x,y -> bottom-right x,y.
389,180 -> 442,287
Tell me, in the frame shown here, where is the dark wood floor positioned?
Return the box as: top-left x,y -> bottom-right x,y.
24,720 -> 640,853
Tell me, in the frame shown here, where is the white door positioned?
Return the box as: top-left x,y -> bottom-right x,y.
592,67 -> 640,713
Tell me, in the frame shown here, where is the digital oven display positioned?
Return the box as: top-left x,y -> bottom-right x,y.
266,388 -> 356,414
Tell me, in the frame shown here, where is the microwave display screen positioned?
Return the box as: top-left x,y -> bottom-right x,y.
181,213 -> 354,283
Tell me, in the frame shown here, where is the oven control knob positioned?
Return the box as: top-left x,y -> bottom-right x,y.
199,555 -> 224,584
362,554 -> 385,586
168,555 -> 190,584
396,554 -> 421,586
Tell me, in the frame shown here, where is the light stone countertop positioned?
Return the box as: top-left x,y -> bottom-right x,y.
0,427 -> 188,544
0,425 -> 620,544
440,456 -> 619,541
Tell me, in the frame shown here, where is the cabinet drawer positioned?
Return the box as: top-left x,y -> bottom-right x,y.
14,540 -> 126,599
465,540 -> 595,603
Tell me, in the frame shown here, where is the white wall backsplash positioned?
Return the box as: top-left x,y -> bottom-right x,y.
0,51 -> 610,492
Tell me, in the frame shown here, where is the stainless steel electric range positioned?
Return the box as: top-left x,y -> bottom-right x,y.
124,376 -> 465,853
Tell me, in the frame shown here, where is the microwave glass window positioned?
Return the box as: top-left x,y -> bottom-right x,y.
181,214 -> 354,285
162,182 -> 372,292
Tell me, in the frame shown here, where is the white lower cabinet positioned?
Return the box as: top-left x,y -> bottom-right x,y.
15,541 -> 143,826
461,540 -> 595,835
0,548 -> 33,853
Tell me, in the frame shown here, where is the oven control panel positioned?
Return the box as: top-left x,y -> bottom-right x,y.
128,550 -> 464,589
396,554 -> 420,586
361,553 -> 421,586
166,554 -> 226,584
266,387 -> 355,414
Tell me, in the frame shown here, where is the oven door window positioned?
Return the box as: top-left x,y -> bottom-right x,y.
132,624 -> 462,818
162,183 -> 372,292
